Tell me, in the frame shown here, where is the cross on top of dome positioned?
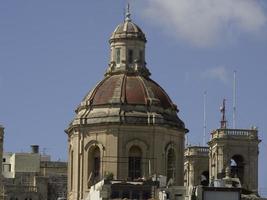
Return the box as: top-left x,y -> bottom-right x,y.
125,3 -> 131,22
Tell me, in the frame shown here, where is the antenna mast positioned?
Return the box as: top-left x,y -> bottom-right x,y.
203,91 -> 207,146
233,70 -> 237,129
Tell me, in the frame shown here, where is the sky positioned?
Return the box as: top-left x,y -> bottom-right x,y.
0,0 -> 267,195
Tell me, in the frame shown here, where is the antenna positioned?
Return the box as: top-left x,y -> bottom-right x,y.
203,91 -> 207,146
233,70 -> 237,129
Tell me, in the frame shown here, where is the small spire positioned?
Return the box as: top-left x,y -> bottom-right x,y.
220,99 -> 227,129
125,3 -> 131,22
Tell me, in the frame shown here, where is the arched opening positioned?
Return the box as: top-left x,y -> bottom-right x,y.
128,146 -> 142,180
88,146 -> 101,185
200,171 -> 209,186
230,155 -> 244,183
167,148 -> 176,182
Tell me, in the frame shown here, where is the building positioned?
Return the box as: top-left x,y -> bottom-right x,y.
66,8 -> 188,200
184,146 -> 209,187
183,100 -> 262,200
64,7 -> 266,200
1,140 -> 67,200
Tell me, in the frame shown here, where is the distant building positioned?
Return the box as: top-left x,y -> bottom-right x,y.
0,134 -> 67,200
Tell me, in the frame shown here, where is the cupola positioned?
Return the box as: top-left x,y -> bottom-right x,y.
106,5 -> 150,77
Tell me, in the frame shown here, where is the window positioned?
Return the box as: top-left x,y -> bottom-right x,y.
116,48 -> 121,64
93,148 -> 100,178
128,146 -> 142,179
128,49 -> 133,64
3,158 -> 6,162
3,164 -> 11,172
200,171 -> 209,186
167,148 -> 175,182
88,146 -> 101,185
139,50 -> 143,63
230,155 -> 244,184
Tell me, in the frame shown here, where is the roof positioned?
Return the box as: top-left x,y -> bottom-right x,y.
69,73 -> 186,130
110,20 -> 146,43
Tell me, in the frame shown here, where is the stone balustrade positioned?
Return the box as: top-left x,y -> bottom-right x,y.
211,128 -> 258,140
184,146 -> 209,157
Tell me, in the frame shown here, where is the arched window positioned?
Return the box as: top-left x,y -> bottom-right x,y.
200,171 -> 209,186
88,146 -> 101,185
139,50 -> 143,64
116,48 -> 121,64
93,147 -> 100,178
167,148 -> 175,182
128,146 -> 142,179
230,155 -> 244,183
128,49 -> 133,64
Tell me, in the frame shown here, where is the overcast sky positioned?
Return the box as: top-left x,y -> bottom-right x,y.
0,0 -> 267,195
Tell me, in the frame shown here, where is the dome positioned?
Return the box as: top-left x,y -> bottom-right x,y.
110,20 -> 146,43
109,8 -> 146,43
72,74 -> 186,129
68,11 -> 187,132
80,74 -> 175,109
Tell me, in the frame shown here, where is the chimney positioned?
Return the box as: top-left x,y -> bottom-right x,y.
31,145 -> 39,154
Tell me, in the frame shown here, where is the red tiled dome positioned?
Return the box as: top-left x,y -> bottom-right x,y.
82,74 -> 176,110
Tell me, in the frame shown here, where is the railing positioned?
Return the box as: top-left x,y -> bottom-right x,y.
184,146 -> 209,156
211,128 -> 258,139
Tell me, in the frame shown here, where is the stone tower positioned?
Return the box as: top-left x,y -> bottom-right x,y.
66,10 -> 188,200
208,100 -> 261,192
184,146 -> 209,187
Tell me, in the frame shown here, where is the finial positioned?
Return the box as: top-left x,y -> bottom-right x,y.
125,3 -> 131,22
220,99 -> 227,129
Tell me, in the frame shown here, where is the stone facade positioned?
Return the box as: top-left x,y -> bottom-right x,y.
183,128 -> 260,194
184,146 -> 209,187
1,144 -> 67,200
208,128 -> 260,193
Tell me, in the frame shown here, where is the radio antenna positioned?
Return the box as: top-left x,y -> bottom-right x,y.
203,91 -> 207,146
233,70 -> 237,128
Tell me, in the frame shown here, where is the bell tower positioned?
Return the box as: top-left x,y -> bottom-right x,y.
208,100 -> 261,193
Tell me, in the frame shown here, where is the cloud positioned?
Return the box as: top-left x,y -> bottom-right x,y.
201,66 -> 229,84
141,0 -> 267,47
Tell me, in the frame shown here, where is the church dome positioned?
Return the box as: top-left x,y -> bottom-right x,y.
68,10 -> 187,131
110,20 -> 146,43
73,73 -> 185,129
80,74 -> 174,109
